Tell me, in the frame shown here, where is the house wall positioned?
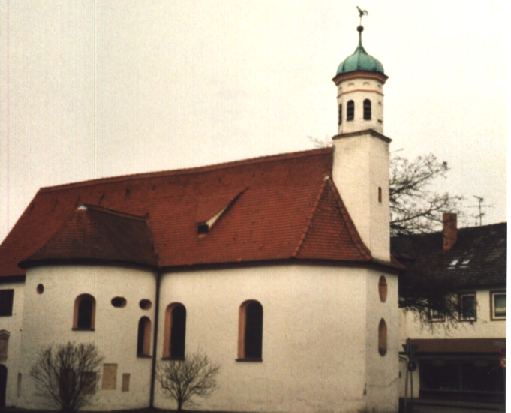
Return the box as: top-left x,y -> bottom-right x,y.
18,265 -> 156,411
155,264 -> 399,413
398,288 -> 506,399
0,281 -> 24,407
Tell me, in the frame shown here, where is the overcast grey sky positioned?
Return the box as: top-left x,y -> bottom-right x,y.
0,0 -> 507,242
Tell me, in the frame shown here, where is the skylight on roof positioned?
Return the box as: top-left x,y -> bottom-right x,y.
448,259 -> 458,269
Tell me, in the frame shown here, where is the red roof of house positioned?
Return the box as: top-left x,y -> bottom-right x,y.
0,148 -> 380,277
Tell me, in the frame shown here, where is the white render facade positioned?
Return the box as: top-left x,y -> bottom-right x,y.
0,263 -> 399,412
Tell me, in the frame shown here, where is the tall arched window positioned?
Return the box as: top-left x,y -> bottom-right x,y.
347,100 -> 354,121
163,303 -> 186,359
363,99 -> 371,120
338,104 -> 342,125
73,294 -> 95,330
137,317 -> 152,357
378,318 -> 387,356
238,300 -> 263,361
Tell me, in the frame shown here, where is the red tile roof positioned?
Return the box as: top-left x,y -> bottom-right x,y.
0,148 -> 379,277
20,204 -> 157,268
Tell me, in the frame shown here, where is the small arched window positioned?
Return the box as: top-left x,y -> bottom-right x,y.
347,100 -> 354,121
363,99 -> 371,120
378,275 -> 387,303
73,294 -> 95,330
338,104 -> 342,125
378,318 -> 387,356
163,303 -> 186,359
137,317 -> 152,357
238,300 -> 263,361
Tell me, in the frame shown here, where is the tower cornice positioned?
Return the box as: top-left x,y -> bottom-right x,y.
333,70 -> 388,86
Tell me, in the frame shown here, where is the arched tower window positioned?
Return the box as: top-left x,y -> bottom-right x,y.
378,318 -> 387,356
137,317 -> 152,357
163,303 -> 186,359
338,104 -> 342,125
347,100 -> 354,121
363,99 -> 371,120
73,294 -> 95,330
238,300 -> 263,360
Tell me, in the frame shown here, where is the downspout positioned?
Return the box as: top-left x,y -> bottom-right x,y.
149,269 -> 162,408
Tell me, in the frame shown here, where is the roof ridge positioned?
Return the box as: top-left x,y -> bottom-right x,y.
327,179 -> 372,260
40,147 -> 333,193
293,177 -> 330,258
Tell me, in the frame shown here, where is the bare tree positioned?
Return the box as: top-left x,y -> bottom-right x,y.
157,351 -> 220,412
390,153 -> 462,235
30,342 -> 103,413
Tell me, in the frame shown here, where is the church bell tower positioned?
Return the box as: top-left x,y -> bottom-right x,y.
331,9 -> 391,261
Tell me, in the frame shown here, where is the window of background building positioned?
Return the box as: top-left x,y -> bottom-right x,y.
491,292 -> 506,320
458,293 -> 476,321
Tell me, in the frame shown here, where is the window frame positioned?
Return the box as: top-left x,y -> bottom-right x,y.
137,316 -> 152,358
363,98 -> 371,120
73,294 -> 96,331
458,292 -> 477,322
0,289 -> 14,317
237,299 -> 263,362
162,303 -> 186,360
346,100 -> 354,121
490,291 -> 506,320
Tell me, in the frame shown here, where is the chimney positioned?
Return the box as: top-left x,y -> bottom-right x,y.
443,212 -> 458,252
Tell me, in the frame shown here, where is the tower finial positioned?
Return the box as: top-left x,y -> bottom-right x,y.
356,6 -> 368,46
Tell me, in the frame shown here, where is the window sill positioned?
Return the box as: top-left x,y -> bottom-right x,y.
72,327 -> 95,331
161,356 -> 185,361
137,354 -> 152,359
236,358 -> 263,363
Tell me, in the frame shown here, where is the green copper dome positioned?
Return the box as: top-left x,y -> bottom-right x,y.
336,25 -> 384,76
336,45 -> 384,75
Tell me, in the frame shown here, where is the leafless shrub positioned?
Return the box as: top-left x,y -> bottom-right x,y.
30,342 -> 103,412
157,351 -> 220,412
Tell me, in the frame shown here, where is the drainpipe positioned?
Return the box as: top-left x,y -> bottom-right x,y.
149,269 -> 162,408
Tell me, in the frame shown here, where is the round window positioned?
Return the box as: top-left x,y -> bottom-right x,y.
111,296 -> 127,308
139,299 -> 152,310
36,284 -> 44,294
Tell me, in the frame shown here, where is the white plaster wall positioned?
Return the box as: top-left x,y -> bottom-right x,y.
0,281 -> 24,407
19,266 -> 156,411
332,134 -> 390,261
155,264 -> 398,413
365,271 -> 399,413
337,78 -> 384,135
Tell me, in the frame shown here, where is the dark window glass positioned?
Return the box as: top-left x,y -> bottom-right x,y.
137,317 -> 151,357
244,301 -> 263,359
459,293 -> 476,321
338,104 -> 342,125
170,304 -> 186,359
363,99 -> 371,120
77,295 -> 94,329
0,290 -> 14,316
347,100 -> 354,121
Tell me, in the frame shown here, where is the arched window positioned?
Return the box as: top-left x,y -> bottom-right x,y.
338,104 -> 342,125
378,275 -> 387,303
347,100 -> 354,121
163,303 -> 186,359
363,99 -> 371,120
137,317 -> 152,357
378,318 -> 387,356
73,294 -> 95,330
238,300 -> 263,361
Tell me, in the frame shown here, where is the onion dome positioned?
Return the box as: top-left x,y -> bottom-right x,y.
336,25 -> 384,75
